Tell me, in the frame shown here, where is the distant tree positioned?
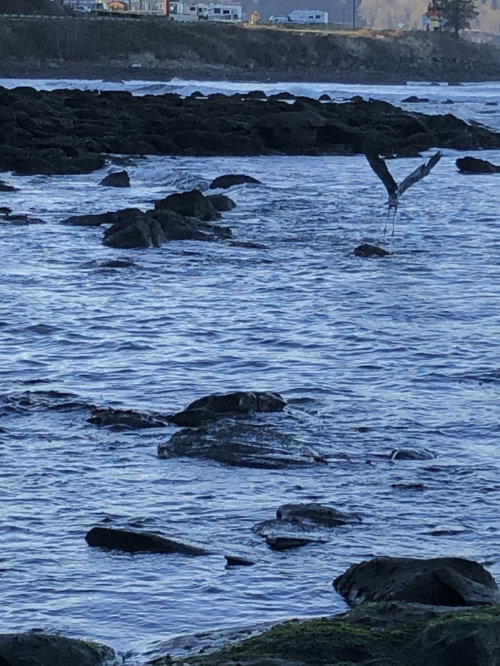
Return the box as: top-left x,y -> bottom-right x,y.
440,0 -> 479,34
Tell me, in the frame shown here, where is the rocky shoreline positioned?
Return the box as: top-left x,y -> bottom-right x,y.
1,84 -> 499,177
2,557 -> 499,665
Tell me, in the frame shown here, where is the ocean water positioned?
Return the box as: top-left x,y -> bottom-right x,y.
1,79 -> 499,664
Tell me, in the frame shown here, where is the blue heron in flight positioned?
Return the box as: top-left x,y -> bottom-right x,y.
365,151 -> 442,235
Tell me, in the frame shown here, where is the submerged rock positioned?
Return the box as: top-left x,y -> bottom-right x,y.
334,556 -> 500,607
0,631 -> 114,666
253,503 -> 361,544
87,406 -> 168,429
209,174 -> 262,189
265,535 -> 325,551
168,391 -> 286,427
158,421 -> 323,469
0,180 -> 16,192
456,156 -> 500,173
85,526 -> 212,556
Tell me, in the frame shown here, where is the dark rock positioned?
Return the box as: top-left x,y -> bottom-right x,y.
87,406 -> 168,429
225,555 -> 255,566
209,174 -> 262,189
62,208 -> 141,227
0,180 -> 16,192
354,244 -> 390,258
276,503 -> 362,527
206,193 -> 237,211
0,631 -> 114,666
154,189 -> 220,221
85,526 -> 212,555
256,109 -> 325,152
98,258 -> 138,269
402,96 -> 430,103
456,156 -> 500,174
168,391 -> 286,427
265,535 -> 323,551
158,422 -> 323,469
102,208 -> 231,249
253,503 -> 361,542
390,448 -> 436,460
244,90 -> 268,99
319,93 -> 332,101
334,556 -> 500,607
100,169 -> 130,187
0,213 -> 45,225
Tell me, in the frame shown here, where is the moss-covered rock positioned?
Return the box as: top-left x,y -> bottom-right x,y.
163,602 -> 500,666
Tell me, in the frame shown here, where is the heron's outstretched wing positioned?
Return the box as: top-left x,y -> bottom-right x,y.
397,152 -> 441,197
365,152 -> 398,196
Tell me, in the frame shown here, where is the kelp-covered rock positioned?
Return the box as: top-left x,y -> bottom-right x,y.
334,556 -> 500,607
166,602 -> 500,666
0,631 -> 115,666
158,421 -> 323,469
85,526 -> 211,556
168,391 -> 286,427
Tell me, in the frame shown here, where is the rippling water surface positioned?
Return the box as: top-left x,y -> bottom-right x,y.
1,79 -> 500,663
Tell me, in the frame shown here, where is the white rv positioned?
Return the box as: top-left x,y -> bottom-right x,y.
288,9 -> 328,23
206,3 -> 242,21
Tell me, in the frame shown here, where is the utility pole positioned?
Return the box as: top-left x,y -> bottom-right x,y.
352,0 -> 356,28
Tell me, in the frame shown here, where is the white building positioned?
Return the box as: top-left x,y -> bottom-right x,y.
129,0 -> 168,14
288,9 -> 328,23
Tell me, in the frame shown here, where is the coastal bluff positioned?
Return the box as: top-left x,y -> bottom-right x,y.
0,17 -> 499,84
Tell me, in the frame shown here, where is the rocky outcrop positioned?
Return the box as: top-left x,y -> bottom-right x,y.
158,421 -> 324,469
333,556 -> 500,607
99,170 -> 130,187
0,85 -> 499,176
168,391 -> 287,427
85,526 -> 212,555
102,208 -> 231,249
456,156 -> 500,173
0,632 -> 114,666
154,189 -> 220,221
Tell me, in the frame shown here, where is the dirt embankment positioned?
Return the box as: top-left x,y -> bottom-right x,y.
0,17 -> 499,83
